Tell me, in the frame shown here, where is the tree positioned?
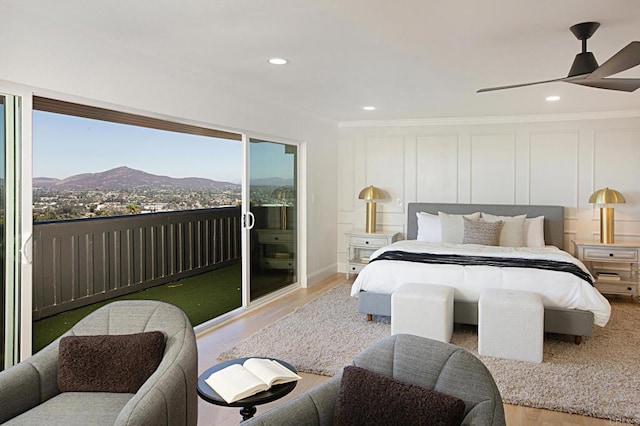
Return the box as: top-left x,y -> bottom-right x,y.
126,204 -> 141,214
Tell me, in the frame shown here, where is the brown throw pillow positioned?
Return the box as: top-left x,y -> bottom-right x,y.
333,366 -> 466,426
58,331 -> 166,393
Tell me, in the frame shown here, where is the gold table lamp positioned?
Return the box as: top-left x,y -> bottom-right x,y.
272,187 -> 295,230
358,185 -> 385,233
589,187 -> 626,244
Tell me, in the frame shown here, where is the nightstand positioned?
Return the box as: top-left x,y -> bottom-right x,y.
572,240 -> 640,297
255,229 -> 295,272
345,230 -> 401,279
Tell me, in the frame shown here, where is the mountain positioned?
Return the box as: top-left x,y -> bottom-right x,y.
250,177 -> 294,186
33,166 -> 240,191
32,177 -> 59,188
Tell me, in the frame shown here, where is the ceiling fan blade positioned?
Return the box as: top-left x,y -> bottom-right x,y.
570,78 -> 640,92
477,77 -> 568,93
588,41 -> 640,79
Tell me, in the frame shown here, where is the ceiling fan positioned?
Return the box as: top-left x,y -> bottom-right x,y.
477,22 -> 640,93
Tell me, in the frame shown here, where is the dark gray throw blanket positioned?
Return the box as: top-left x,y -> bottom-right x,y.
371,250 -> 594,285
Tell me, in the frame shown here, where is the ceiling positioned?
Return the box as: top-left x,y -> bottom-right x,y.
4,0 -> 640,122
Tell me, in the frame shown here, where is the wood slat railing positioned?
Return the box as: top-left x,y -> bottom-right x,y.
32,206 -> 241,319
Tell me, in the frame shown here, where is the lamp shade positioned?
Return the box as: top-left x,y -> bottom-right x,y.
588,187 -> 626,205
358,185 -> 385,201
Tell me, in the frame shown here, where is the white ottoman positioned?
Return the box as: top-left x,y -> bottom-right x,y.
391,283 -> 454,342
478,288 -> 544,363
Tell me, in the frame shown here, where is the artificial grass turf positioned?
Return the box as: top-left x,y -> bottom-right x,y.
32,262 -> 242,353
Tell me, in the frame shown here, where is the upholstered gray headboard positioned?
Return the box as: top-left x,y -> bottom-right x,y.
407,203 -> 565,249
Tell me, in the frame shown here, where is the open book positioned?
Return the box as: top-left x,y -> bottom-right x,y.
205,358 -> 302,403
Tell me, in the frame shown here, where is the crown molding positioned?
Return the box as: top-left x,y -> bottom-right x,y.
338,109 -> 640,128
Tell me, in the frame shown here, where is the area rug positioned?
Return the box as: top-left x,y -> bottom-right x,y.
219,284 -> 640,424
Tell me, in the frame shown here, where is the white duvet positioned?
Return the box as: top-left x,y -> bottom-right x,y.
351,240 -> 611,327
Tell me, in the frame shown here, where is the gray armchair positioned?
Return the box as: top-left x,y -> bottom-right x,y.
0,300 -> 198,426
244,334 -> 505,426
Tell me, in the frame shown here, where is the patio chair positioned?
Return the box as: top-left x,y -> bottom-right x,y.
0,300 -> 198,425
243,333 -> 505,426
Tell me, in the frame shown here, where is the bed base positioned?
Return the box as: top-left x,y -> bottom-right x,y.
358,291 -> 593,345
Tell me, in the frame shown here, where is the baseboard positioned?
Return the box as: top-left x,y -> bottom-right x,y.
306,263 -> 338,287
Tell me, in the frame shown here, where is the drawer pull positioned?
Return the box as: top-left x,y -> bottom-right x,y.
274,237 -> 279,241
365,241 -> 369,245
609,253 -> 614,257
628,287 -> 633,291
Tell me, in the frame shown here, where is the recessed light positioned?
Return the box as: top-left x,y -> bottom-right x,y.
363,106 -> 376,111
546,95 -> 560,102
268,58 -> 288,65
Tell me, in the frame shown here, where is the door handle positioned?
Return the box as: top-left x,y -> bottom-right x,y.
243,212 -> 255,230
21,233 -> 33,264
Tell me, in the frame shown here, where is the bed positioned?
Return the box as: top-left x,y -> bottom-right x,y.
352,203 -> 612,344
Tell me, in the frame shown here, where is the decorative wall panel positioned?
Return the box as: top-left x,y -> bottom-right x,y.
530,131 -> 579,212
365,136 -> 405,214
338,137 -> 356,211
336,117 -> 640,271
470,134 -> 516,204
416,135 -> 458,202
594,129 -> 640,220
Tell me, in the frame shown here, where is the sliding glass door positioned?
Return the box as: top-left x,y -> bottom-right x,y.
245,138 -> 298,301
1,93 -> 22,370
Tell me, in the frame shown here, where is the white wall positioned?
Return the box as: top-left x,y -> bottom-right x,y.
0,16 -> 339,286
337,115 -> 640,272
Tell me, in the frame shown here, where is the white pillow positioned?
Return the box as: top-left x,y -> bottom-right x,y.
524,216 -> 545,247
416,212 -> 441,242
439,212 -> 481,244
481,213 -> 526,247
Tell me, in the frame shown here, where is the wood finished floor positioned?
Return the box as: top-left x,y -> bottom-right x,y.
196,274 -> 631,426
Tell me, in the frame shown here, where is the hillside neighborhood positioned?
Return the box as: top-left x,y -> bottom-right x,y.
32,166 -> 291,221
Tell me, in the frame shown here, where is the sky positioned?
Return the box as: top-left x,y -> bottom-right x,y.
32,111 -> 294,184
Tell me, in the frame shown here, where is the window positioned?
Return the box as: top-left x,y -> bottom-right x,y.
31,97 -> 244,345
33,97 -> 242,221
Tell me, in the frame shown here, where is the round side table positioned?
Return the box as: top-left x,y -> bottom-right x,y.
197,357 -> 298,421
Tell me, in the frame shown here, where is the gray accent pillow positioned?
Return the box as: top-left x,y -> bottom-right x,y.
463,218 -> 503,246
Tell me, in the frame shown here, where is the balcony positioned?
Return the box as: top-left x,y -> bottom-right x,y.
32,206 -> 242,320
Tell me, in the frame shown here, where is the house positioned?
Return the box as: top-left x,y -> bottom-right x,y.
0,1 -> 639,423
